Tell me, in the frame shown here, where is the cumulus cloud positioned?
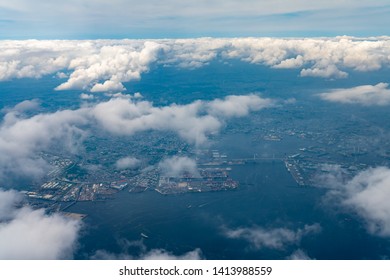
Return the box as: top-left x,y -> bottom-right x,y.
133,92 -> 143,99
274,55 -> 304,69
223,224 -> 321,250
115,156 -> 140,170
55,41 -> 163,92
221,37 -> 390,78
0,189 -> 81,259
0,94 -> 270,184
319,83 -> 390,105
91,97 -> 221,145
300,65 -> 348,79
90,94 -> 270,146
158,156 -> 200,177
2,99 -> 41,114
318,166 -> 390,238
207,94 -> 273,117
166,37 -> 390,79
90,80 -> 125,93
56,72 -> 68,79
2,38 -> 390,92
80,93 -> 94,100
162,38 -> 227,69
0,102 -> 89,184
343,167 -> 390,237
0,40 -> 163,92
0,40 -> 74,81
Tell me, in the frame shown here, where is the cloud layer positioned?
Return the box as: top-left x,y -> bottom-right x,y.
207,94 -> 273,117
319,166 -> 390,238
0,189 -> 81,259
1,37 -> 390,92
319,83 -> 390,106
0,103 -> 88,184
0,94 -> 270,184
91,97 -> 220,145
343,167 -> 390,237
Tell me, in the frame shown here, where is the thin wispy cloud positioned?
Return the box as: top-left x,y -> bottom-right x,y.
91,239 -> 203,260
0,0 -> 389,38
0,1 -> 389,38
222,224 -> 321,250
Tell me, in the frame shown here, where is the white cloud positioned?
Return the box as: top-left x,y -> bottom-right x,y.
93,95 -> 272,147
80,93 -> 94,100
1,38 -> 390,92
0,40 -> 162,93
221,37 -> 390,78
319,83 -> 390,106
274,55 -> 304,69
0,189 -> 81,259
318,166 -> 390,238
287,249 -> 312,260
0,40 -> 78,81
142,248 -> 202,260
133,92 -> 143,99
0,189 -> 22,220
223,224 -> 321,250
93,248 -> 203,260
343,167 -> 390,237
91,239 -> 202,260
0,102 -> 89,184
55,41 -> 163,92
0,94 -> 271,184
3,99 -> 41,113
300,65 -> 348,78
90,94 -> 269,146
115,156 -> 140,170
90,97 -> 221,146
158,156 -> 200,177
90,80 -> 125,93
207,94 -> 273,117
162,38 -> 227,69
56,72 -> 68,79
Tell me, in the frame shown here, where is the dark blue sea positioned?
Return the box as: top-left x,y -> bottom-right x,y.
68,157 -> 389,259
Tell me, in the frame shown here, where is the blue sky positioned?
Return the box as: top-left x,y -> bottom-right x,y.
0,0 -> 389,39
